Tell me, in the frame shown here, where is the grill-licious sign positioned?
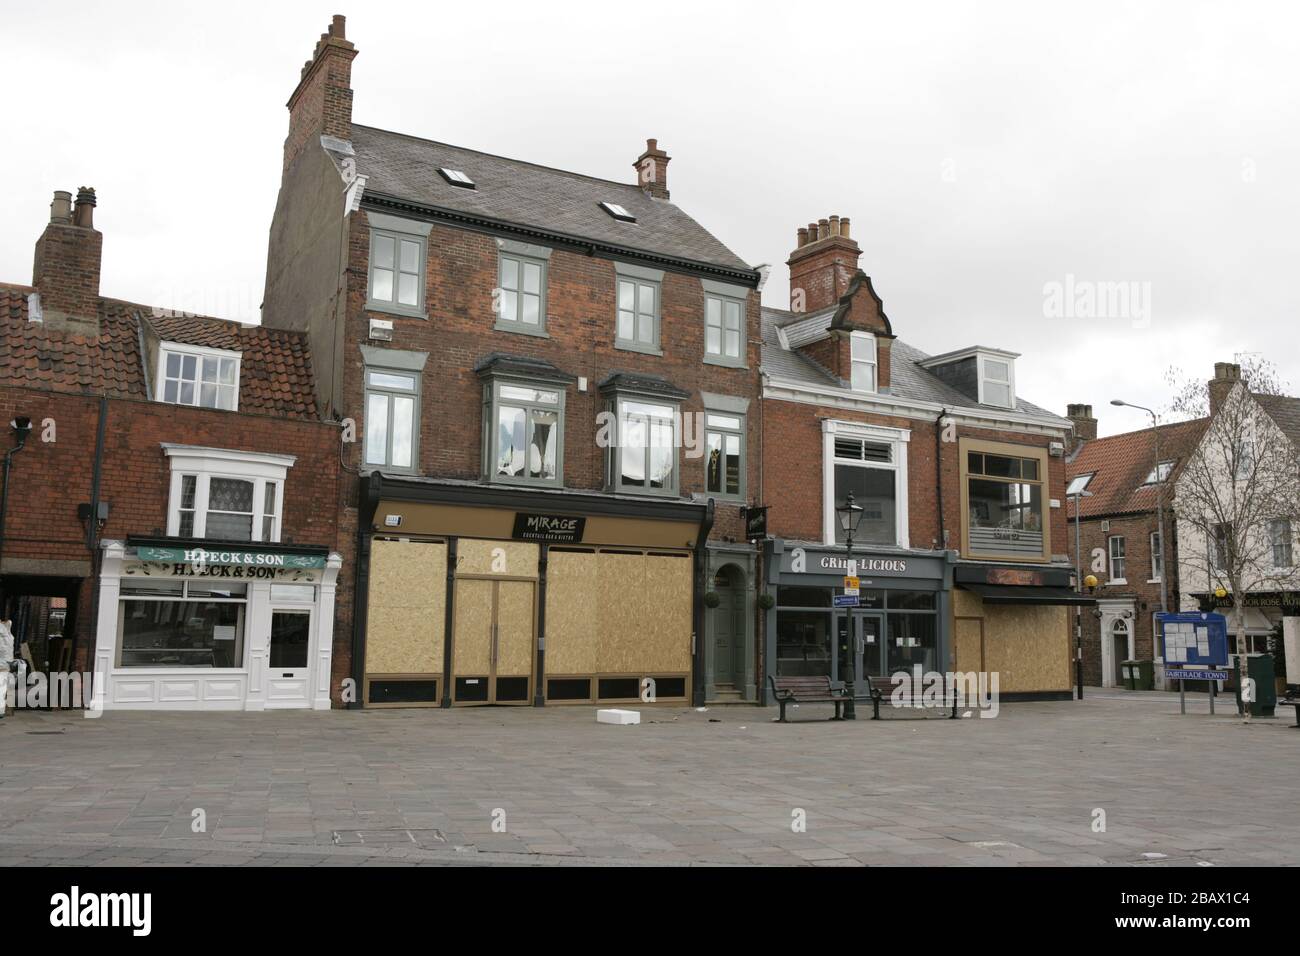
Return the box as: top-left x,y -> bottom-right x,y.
782,547 -> 909,576
511,512 -> 586,543
135,546 -> 327,569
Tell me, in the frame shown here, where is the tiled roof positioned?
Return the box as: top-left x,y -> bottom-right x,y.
1256,393 -> 1300,449
0,283 -> 317,417
760,305 -> 1066,423
351,125 -> 754,275
1065,417 -> 1208,519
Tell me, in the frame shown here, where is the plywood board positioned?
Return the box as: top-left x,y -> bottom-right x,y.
453,579 -> 493,675
496,581 -> 535,677
597,552 -> 692,674
953,617 -> 984,673
545,551 -> 600,675
456,538 -> 538,578
981,604 -> 1070,691
366,540 -> 445,674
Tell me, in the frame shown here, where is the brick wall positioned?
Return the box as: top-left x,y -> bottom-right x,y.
0,384 -> 350,689
761,396 -> 1070,553
344,213 -> 763,543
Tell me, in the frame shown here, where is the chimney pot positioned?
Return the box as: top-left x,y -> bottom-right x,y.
829,215 -> 841,237
840,217 -> 851,239
331,14 -> 346,38
797,226 -> 809,248
73,187 -> 96,228
818,218 -> 829,241
49,190 -> 73,224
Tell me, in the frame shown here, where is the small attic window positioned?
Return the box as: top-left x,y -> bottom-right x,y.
600,201 -> 637,223
1143,461 -> 1174,484
1066,473 -> 1093,496
978,354 -> 1016,409
438,168 -> 476,189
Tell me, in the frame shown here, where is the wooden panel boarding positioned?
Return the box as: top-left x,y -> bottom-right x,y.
365,540 -> 446,674
544,550 -> 600,675
597,552 -> 692,674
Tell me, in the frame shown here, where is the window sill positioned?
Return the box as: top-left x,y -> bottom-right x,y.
365,300 -> 428,321
1107,579 -> 1128,586
1146,578 -> 1163,584
360,464 -> 421,476
612,485 -> 680,499
704,354 -> 748,370
494,320 -> 550,338
615,340 -> 664,357
485,475 -> 564,490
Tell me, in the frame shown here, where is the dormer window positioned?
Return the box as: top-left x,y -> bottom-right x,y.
157,343 -> 240,411
1066,473 -> 1094,496
979,355 -> 1015,408
850,332 -> 877,392
1143,461 -> 1174,484
600,202 -> 636,223
438,168 -> 476,189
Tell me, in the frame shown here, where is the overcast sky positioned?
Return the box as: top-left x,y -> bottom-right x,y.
4,1 -> 1297,436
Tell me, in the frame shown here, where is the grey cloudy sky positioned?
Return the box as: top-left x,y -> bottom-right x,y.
4,1 -> 1297,436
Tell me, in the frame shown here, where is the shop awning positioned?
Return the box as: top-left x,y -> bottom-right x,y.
959,583 -> 1096,606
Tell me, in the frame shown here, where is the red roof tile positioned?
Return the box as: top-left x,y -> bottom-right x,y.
1065,417 -> 1208,519
0,283 -> 317,418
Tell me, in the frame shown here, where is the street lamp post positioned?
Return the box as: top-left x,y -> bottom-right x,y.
1071,488 -> 1094,700
836,492 -> 865,719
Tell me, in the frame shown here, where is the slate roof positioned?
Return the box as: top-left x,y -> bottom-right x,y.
351,125 -> 753,275
760,306 -> 1067,423
1256,393 -> 1300,449
0,283 -> 317,417
1064,417 -> 1208,519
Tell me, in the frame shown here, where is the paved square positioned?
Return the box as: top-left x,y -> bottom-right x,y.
0,691 -> 1295,866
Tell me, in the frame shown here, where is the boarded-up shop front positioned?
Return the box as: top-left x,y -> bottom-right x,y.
952,563 -> 1095,700
356,475 -> 708,708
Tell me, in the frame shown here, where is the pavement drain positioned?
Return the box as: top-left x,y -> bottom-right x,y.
331,829 -> 447,847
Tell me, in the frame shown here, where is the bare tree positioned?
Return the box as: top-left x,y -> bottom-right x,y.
1164,358 -> 1299,720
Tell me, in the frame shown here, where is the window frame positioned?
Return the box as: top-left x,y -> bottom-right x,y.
1066,473 -> 1094,496
704,411 -> 746,501
1143,460 -> 1174,485
363,365 -> 422,474
976,351 -> 1017,409
162,445 -> 293,544
849,331 -> 877,393
702,280 -> 748,368
1149,530 -> 1164,582
958,437 -> 1049,562
155,342 -> 241,412
364,214 -> 431,319
606,395 -> 680,497
481,377 -> 567,489
1108,535 -> 1127,584
822,420 -> 910,548
1271,518 -> 1293,569
495,249 -> 549,336
614,264 -> 664,355
1212,522 -> 1233,571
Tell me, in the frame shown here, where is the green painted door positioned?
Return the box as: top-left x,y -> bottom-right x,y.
712,570 -> 744,685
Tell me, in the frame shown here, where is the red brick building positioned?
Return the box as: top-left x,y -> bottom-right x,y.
0,188 -> 346,711
1063,405 -> 1206,687
260,18 -> 762,708
758,219 -> 1089,701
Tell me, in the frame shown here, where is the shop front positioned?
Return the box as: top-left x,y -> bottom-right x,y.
952,563 -> 1092,700
93,538 -> 343,710
356,474 -> 710,709
762,540 -> 953,703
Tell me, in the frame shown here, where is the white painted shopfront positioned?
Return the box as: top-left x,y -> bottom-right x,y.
93,540 -> 342,710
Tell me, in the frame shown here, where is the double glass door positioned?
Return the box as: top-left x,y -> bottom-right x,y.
835,612 -> 886,688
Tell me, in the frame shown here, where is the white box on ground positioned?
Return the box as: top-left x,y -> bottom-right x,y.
597,708 -> 641,725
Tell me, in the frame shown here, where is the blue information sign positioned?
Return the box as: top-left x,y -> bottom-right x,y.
1166,668 -> 1229,681
1156,612 -> 1229,667
833,594 -> 860,608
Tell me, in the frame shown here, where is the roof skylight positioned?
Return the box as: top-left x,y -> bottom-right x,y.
600,201 -> 636,222
438,168 -> 476,189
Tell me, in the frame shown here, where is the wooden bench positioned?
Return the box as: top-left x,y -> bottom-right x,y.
769,675 -> 850,722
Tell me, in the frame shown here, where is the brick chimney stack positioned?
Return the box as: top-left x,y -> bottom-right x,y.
634,138 -> 671,199
1209,361 -> 1241,415
1066,403 -> 1097,450
787,215 -> 860,314
32,186 -> 102,332
283,14 -> 357,174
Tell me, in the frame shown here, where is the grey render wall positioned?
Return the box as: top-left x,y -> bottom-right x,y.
261,144 -> 349,417
925,355 -> 978,403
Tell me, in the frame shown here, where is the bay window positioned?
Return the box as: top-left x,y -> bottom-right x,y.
163,445 -> 294,543
483,381 -> 565,486
961,440 -> 1048,560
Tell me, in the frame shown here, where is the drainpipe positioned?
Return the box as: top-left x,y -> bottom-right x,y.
934,408 -> 948,551
81,397 -> 109,675
691,498 -> 716,707
0,417 -> 34,606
